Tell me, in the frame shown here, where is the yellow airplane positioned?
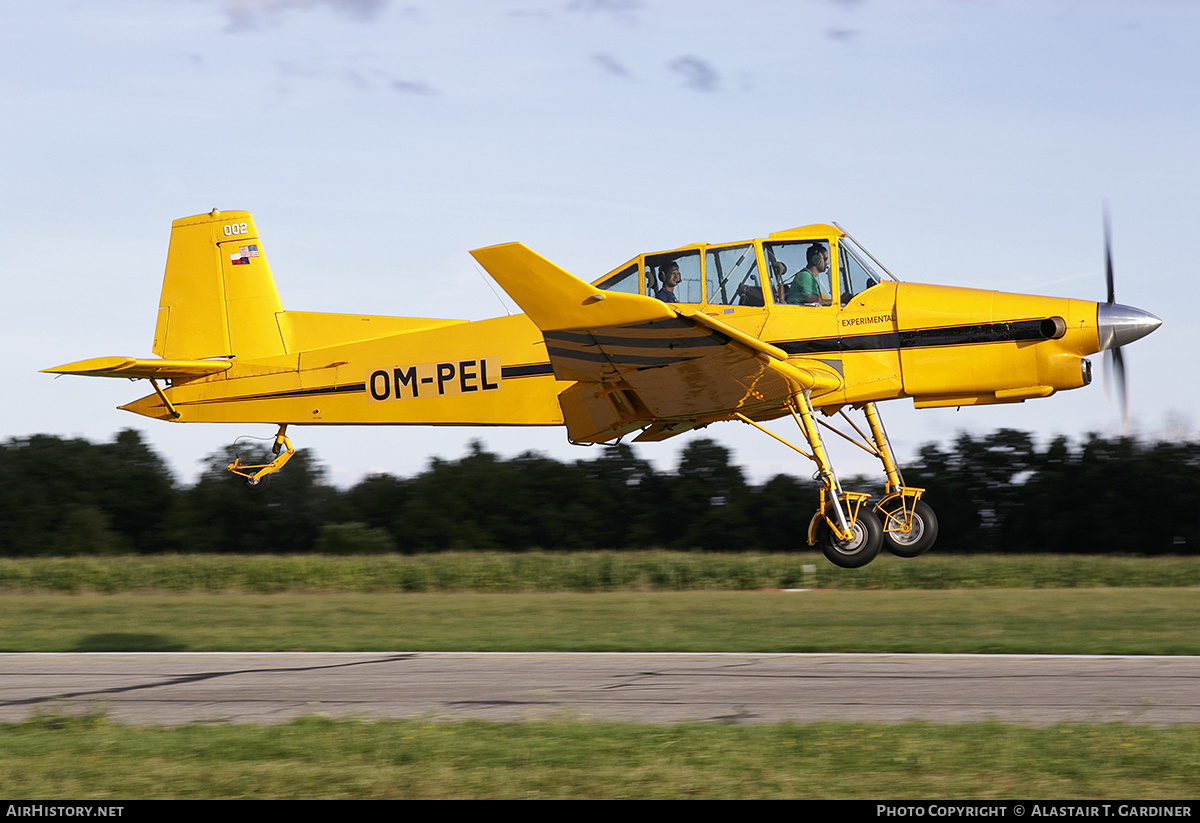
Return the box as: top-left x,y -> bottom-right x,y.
45,209 -> 1160,567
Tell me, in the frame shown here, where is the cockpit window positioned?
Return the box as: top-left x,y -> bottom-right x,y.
647,250 -> 702,304
705,244 -> 763,306
597,263 -> 641,295
763,240 -> 833,306
837,242 -> 882,303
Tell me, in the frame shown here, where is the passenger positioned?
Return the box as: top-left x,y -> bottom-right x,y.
786,244 -> 831,306
654,262 -> 682,302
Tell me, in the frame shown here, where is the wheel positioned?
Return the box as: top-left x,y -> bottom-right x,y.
878,499 -> 938,558
243,474 -> 271,491
816,508 -> 883,568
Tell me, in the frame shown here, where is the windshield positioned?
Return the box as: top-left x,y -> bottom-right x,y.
837,241 -> 881,303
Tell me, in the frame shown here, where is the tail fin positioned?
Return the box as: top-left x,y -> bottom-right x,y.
151,210 -> 287,361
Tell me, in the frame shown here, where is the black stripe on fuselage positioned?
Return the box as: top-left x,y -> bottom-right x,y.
177,381 -> 368,406
501,363 -> 554,379
777,319 -> 1054,355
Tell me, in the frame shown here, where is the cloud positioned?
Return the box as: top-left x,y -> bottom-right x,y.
592,53 -> 630,78
667,56 -> 719,92
339,69 -> 437,95
825,27 -> 860,41
389,78 -> 437,96
272,57 -> 435,97
220,0 -> 390,32
344,69 -> 374,90
566,0 -> 643,25
508,9 -> 553,20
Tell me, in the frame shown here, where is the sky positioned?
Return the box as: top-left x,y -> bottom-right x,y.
3,0 -> 1197,488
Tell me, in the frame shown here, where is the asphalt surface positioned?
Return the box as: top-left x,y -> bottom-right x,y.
3,653 -> 1199,726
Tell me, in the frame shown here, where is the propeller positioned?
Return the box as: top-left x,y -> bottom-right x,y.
1097,206 -> 1161,432
1102,208 -> 1126,428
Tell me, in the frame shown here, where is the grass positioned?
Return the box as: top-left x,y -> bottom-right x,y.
1,552 -> 1199,593
2,713 -> 1196,799
5,552 -> 1198,799
2,589 -> 1198,654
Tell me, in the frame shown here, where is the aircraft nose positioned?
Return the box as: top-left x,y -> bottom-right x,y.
1097,303 -> 1162,351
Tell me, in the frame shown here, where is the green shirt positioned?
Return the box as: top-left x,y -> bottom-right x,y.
786,270 -> 823,305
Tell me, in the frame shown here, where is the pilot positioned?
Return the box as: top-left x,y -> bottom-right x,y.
786,244 -> 832,306
654,262 -> 682,302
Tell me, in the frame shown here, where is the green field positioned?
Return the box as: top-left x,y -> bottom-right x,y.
3,551 -> 1199,593
6,553 -> 1199,798
3,588 -> 1199,654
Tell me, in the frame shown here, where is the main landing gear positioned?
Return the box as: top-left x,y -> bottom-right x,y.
737,397 -> 938,568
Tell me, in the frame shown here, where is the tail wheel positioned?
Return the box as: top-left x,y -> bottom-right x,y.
879,499 -> 938,558
816,508 -> 883,568
243,474 -> 272,492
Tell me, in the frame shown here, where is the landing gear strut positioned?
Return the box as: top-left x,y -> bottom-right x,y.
858,403 -> 938,557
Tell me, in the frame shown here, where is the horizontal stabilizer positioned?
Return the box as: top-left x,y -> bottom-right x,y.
43,356 -> 232,380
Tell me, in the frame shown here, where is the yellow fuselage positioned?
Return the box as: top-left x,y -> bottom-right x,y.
121,284 -> 1099,429
59,213 -> 1104,437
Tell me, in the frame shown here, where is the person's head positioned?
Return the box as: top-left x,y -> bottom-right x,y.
806,244 -> 829,272
659,262 -> 681,287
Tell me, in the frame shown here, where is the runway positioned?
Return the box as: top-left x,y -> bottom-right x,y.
2,653 -> 1198,726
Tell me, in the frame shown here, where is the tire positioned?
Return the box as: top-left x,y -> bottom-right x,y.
878,499 -> 938,558
243,474 -> 272,492
816,508 -> 883,568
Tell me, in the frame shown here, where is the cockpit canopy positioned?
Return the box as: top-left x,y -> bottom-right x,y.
593,225 -> 891,309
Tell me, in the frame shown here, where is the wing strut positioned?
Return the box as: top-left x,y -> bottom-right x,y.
148,379 -> 182,420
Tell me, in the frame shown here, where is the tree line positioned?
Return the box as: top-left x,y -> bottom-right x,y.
0,428 -> 1195,556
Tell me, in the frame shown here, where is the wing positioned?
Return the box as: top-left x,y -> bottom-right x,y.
470,243 -> 841,443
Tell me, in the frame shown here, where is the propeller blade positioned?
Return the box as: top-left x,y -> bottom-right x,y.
1112,346 -> 1128,433
1100,206 -> 1137,433
1104,205 -> 1115,305
1102,349 -> 1112,408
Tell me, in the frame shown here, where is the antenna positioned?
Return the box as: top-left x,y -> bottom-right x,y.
474,261 -> 513,316
833,222 -> 900,282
